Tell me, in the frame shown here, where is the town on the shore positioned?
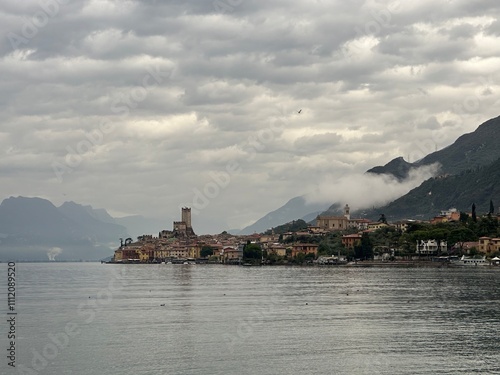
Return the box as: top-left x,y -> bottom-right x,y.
112,204 -> 500,266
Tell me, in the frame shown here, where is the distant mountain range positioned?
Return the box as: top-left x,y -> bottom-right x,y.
0,197 -> 166,261
243,115 -> 500,230
238,196 -> 327,234
3,115 -> 499,258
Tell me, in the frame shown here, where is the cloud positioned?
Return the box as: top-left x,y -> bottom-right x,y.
304,163 -> 441,211
1,0 -> 499,233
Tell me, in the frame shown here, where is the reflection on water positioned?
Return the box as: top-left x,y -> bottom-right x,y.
1,263 -> 499,375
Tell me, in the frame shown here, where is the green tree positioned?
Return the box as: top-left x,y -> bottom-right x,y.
411,230 -> 430,243
293,252 -> 306,264
305,253 -> 316,262
354,232 -> 373,260
398,233 -> 414,257
200,246 -> 214,258
472,203 -> 477,222
489,200 -> 495,215
468,247 -> 479,256
318,240 -> 331,256
265,219 -> 308,235
266,252 -> 280,264
459,211 -> 469,224
243,243 -> 262,260
477,215 -> 499,237
448,227 -> 476,254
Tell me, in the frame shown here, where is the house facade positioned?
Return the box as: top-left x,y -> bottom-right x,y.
416,240 -> 448,255
342,233 -> 363,249
478,237 -> 500,254
291,243 -> 318,257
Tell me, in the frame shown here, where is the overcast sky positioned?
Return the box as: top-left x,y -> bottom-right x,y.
1,0 -> 499,233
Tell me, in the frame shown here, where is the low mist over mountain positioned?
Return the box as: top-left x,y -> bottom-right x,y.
362,156 -> 500,221
247,115 -> 500,231
366,157 -> 414,181
242,160 -> 438,233
356,115 -> 500,221
368,115 -> 500,178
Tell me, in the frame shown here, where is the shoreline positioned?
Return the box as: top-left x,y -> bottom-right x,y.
105,260 -> 500,268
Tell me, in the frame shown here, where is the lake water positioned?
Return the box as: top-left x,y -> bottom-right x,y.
1,263 -> 500,374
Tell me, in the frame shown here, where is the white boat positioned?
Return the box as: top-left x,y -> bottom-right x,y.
450,255 -> 489,266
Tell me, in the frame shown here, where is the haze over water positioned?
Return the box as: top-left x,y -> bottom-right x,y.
2,263 -> 500,374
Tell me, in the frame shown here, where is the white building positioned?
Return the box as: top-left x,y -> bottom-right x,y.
416,240 -> 447,255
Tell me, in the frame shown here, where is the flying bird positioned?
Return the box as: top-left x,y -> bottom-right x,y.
297,109 -> 302,114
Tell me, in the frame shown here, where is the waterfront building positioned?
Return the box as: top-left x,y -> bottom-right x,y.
416,240 -> 447,255
118,246 -> 141,262
222,247 -> 241,263
342,233 -> 363,249
478,237 -> 500,254
114,249 -> 123,262
167,244 -> 190,259
291,243 -> 318,257
154,246 -> 170,260
269,244 -> 287,257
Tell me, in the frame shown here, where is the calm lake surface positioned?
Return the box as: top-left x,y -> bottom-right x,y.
1,263 -> 500,375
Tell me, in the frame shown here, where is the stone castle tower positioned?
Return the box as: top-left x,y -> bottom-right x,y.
181,207 -> 192,228
173,207 -> 195,237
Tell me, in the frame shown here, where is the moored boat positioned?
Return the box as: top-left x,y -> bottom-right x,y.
450,255 -> 489,266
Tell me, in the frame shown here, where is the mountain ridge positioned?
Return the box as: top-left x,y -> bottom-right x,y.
245,115 -> 500,231
360,156 -> 500,221
0,197 -> 131,260
238,196 -> 327,235
368,115 -> 500,178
